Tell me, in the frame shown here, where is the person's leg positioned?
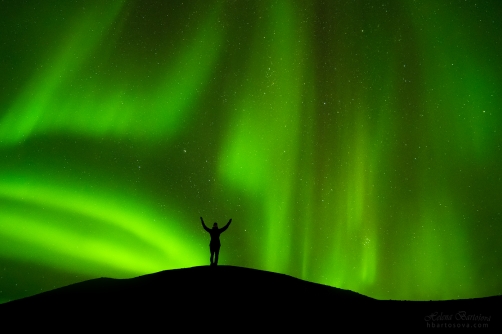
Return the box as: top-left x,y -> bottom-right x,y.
210,247 -> 214,265
214,245 -> 220,265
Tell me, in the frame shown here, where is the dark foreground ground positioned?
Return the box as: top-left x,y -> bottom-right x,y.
1,265 -> 499,331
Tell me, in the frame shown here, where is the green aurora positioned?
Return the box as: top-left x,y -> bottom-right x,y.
1,0 -> 501,302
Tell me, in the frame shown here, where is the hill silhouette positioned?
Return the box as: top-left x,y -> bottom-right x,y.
1,265 -> 499,330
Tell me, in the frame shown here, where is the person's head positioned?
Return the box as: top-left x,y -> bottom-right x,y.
213,222 -> 218,229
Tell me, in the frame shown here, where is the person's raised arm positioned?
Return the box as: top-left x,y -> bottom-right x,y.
201,217 -> 210,232
220,218 -> 232,233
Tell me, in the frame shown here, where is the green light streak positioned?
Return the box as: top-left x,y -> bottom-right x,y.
0,1 -> 225,145
0,2 -> 126,144
0,174 -> 205,277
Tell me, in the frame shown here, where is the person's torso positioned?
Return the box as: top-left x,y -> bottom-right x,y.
209,229 -> 221,242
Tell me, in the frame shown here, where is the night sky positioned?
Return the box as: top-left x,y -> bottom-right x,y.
1,0 -> 501,303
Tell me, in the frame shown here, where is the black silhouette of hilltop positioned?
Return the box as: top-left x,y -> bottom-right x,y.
1,265 -> 500,330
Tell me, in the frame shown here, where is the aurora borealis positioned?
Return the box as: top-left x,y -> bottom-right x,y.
1,0 -> 501,303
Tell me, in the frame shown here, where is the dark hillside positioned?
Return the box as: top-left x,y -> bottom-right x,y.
1,266 -> 499,330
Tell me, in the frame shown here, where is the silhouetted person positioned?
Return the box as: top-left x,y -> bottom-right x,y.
200,217 -> 231,266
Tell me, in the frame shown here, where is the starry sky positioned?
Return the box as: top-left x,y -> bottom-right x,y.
1,0 -> 501,303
